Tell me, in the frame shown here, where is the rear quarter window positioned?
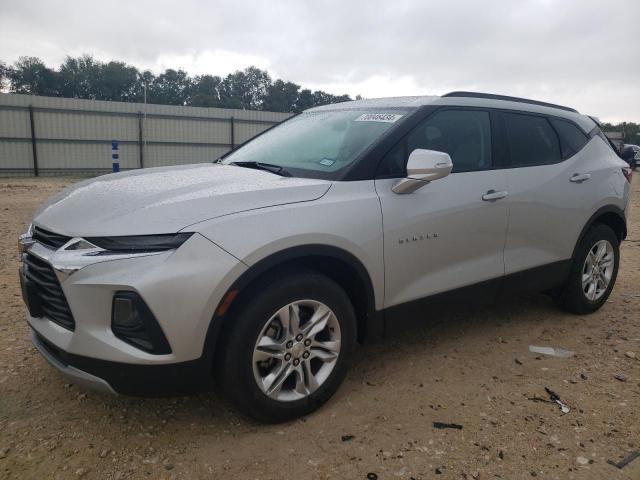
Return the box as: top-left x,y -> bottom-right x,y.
550,118 -> 589,159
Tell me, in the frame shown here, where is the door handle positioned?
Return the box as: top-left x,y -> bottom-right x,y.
482,189 -> 508,201
570,173 -> 591,183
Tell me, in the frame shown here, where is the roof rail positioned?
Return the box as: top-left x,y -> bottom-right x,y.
442,91 -> 578,113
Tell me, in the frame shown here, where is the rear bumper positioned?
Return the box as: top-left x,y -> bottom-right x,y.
32,329 -> 213,396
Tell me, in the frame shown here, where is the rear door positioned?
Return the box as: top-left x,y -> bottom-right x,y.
499,112 -> 597,278
375,108 -> 509,308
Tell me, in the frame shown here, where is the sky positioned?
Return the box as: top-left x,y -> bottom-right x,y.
1,0 -> 639,123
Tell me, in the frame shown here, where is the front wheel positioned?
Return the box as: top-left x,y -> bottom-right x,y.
218,271 -> 357,422
555,224 -> 620,314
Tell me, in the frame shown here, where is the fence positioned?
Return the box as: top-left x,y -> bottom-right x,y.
0,93 -> 292,177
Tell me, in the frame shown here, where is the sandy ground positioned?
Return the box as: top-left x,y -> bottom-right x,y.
0,176 -> 639,480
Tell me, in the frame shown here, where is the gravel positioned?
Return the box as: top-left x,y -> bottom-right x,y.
1,177 -> 639,479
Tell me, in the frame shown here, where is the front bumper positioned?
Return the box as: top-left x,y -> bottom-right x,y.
22,231 -> 247,392
32,329 -> 212,396
32,329 -> 116,394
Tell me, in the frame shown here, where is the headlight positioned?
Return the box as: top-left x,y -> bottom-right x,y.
18,223 -> 34,255
85,233 -> 193,253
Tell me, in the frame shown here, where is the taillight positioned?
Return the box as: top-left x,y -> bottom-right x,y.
622,167 -> 633,183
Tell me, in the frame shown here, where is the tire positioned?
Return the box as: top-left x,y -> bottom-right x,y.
555,224 -> 620,314
218,270 -> 357,422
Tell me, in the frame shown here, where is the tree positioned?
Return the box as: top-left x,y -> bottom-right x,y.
293,88 -> 352,113
133,69 -> 156,103
294,88 -> 315,112
97,61 -> 139,102
58,56 -> 139,101
8,56 -> 60,96
312,90 -> 351,107
220,66 -> 271,110
147,69 -> 192,105
190,74 -> 223,107
602,121 -> 640,145
58,55 -> 101,99
263,79 -> 300,112
3,56 -> 354,112
0,61 -> 9,91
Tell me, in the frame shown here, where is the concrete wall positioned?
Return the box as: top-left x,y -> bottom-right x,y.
0,93 -> 292,177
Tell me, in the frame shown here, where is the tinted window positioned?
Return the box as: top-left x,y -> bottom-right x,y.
377,140 -> 407,177
377,109 -> 492,176
504,113 -> 561,167
595,129 -> 619,155
409,110 -> 492,173
550,118 -> 589,158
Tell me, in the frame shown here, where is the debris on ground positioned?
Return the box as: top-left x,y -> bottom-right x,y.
607,451 -> 640,469
625,351 -> 636,359
528,345 -> 575,358
514,358 -> 523,365
580,373 -> 588,380
614,373 -> 627,382
433,422 -> 463,430
341,435 -> 354,442
366,473 -> 378,480
545,387 -> 570,414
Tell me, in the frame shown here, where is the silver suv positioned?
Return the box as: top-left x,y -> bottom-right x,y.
19,92 -> 632,421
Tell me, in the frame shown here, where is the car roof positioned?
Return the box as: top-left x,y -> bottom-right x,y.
307,91 -> 596,133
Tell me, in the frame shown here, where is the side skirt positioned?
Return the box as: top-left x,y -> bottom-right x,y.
380,260 -> 572,336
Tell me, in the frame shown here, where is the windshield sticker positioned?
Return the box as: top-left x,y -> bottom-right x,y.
319,158 -> 336,167
355,113 -> 403,123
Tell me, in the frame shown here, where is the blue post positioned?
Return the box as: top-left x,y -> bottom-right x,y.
111,140 -> 120,172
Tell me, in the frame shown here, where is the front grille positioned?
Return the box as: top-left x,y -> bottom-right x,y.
23,253 -> 75,330
33,227 -> 71,250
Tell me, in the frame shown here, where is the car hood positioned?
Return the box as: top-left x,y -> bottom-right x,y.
33,164 -> 332,236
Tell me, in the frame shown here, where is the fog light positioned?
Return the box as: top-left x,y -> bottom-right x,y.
113,297 -> 139,328
111,292 -> 171,354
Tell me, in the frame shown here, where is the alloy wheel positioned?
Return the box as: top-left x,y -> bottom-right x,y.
581,239 -> 614,301
252,300 -> 341,402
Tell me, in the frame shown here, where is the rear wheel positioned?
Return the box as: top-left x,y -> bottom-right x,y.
555,224 -> 619,314
218,271 -> 357,422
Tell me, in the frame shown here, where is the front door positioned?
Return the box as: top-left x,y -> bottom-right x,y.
375,108 -> 509,308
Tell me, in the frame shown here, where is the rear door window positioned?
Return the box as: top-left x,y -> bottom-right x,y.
503,113 -> 561,167
550,118 -> 589,159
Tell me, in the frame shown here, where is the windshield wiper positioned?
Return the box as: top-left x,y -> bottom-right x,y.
230,161 -> 292,177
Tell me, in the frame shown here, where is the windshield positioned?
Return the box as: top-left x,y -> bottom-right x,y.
222,109 -> 410,179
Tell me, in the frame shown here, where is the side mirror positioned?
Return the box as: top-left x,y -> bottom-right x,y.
392,149 -> 453,194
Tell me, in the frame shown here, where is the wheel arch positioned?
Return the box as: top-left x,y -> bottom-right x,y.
203,245 -> 380,368
572,205 -> 627,259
